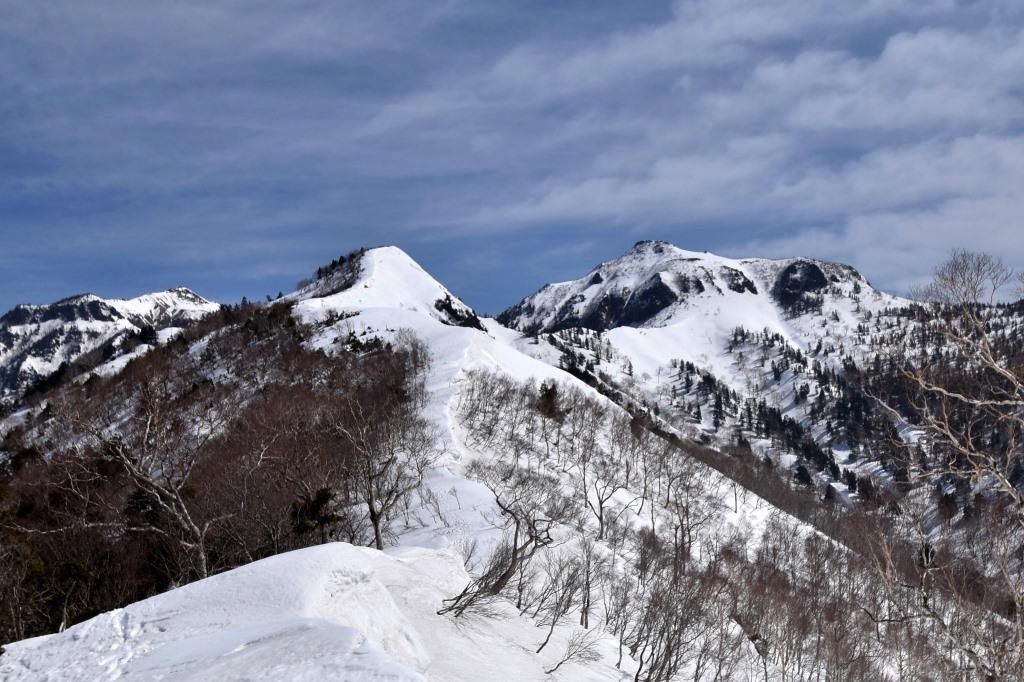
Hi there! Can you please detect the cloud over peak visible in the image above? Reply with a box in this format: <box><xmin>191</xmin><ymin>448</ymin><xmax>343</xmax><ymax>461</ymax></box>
<box><xmin>1</xmin><ymin>0</ymin><xmax>1022</xmax><ymax>311</ymax></box>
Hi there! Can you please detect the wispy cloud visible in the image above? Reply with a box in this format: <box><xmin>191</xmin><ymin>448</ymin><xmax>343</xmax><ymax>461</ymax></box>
<box><xmin>1</xmin><ymin>0</ymin><xmax>1022</xmax><ymax>310</ymax></box>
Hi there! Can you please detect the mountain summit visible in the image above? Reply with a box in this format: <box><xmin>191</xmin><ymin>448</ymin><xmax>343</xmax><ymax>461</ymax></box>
<box><xmin>498</xmin><ymin>240</ymin><xmax>879</xmax><ymax>333</ymax></box>
<box><xmin>291</xmin><ymin>246</ymin><xmax>483</xmax><ymax>331</ymax></box>
<box><xmin>0</xmin><ymin>287</ymin><xmax>220</xmax><ymax>408</ymax></box>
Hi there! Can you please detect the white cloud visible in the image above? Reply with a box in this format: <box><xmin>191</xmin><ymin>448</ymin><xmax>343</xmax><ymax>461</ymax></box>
<box><xmin>406</xmin><ymin>6</ymin><xmax>1024</xmax><ymax>297</ymax></box>
<box><xmin>2</xmin><ymin>0</ymin><xmax>1024</xmax><ymax>311</ymax></box>
<box><xmin>736</xmin><ymin>192</ymin><xmax>1024</xmax><ymax>296</ymax></box>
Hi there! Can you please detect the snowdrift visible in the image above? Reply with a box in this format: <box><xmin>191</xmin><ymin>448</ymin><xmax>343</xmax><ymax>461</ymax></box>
<box><xmin>0</xmin><ymin>544</ymin><xmax>458</xmax><ymax>681</ymax></box>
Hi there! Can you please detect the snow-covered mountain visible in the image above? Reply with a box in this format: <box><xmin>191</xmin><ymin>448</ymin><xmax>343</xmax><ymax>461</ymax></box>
<box><xmin>499</xmin><ymin>240</ymin><xmax>921</xmax><ymax>489</ymax></box>
<box><xmin>0</xmin><ymin>287</ymin><xmax>220</xmax><ymax>409</ymax></box>
<box><xmin>1</xmin><ymin>246</ymin><xmax>634</xmax><ymax>681</ymax></box>
<box><xmin>4</xmin><ymin>243</ymin><xmax>1022</xmax><ymax>680</ymax></box>
<box><xmin>289</xmin><ymin>245</ymin><xmax>587</xmax><ymax>439</ymax></box>
<box><xmin>499</xmin><ymin>239</ymin><xmax>899</xmax><ymax>333</ymax></box>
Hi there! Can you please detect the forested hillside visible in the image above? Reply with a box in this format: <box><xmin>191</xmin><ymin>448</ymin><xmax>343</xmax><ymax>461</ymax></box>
<box><xmin>2</xmin><ymin>244</ymin><xmax>1023</xmax><ymax>680</ymax></box>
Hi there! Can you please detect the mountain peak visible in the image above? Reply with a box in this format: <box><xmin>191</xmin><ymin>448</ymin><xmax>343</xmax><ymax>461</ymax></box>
<box><xmin>499</xmin><ymin>241</ymin><xmax>893</xmax><ymax>334</ymax></box>
<box><xmin>293</xmin><ymin>246</ymin><xmax>484</xmax><ymax>330</ymax></box>
<box><xmin>166</xmin><ymin>286</ymin><xmax>208</xmax><ymax>302</ymax></box>
<box><xmin>628</xmin><ymin>239</ymin><xmax>673</xmax><ymax>254</ymax></box>
<box><xmin>0</xmin><ymin>287</ymin><xmax>219</xmax><ymax>410</ymax></box>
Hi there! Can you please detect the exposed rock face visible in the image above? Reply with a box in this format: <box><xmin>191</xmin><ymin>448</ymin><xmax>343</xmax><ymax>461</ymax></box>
<box><xmin>499</xmin><ymin>241</ymin><xmax>879</xmax><ymax>335</ymax></box>
<box><xmin>771</xmin><ymin>260</ymin><xmax>829</xmax><ymax>311</ymax></box>
<box><xmin>434</xmin><ymin>295</ymin><xmax>485</xmax><ymax>331</ymax></box>
<box><xmin>720</xmin><ymin>267</ymin><xmax>758</xmax><ymax>295</ymax></box>
<box><xmin>500</xmin><ymin>241</ymin><xmax>705</xmax><ymax>333</ymax></box>
<box><xmin>618</xmin><ymin>274</ymin><xmax>679</xmax><ymax>328</ymax></box>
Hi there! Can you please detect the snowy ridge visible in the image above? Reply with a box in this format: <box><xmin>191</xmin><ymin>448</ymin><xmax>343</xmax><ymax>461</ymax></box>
<box><xmin>2</xmin><ymin>243</ymin><xmax>968</xmax><ymax>680</ymax></box>
<box><xmin>293</xmin><ymin>247</ymin><xmax>606</xmax><ymax>450</ymax></box>
<box><xmin>0</xmin><ymin>545</ymin><xmax>456</xmax><ymax>681</ymax></box>
<box><xmin>107</xmin><ymin>287</ymin><xmax>218</xmax><ymax>325</ymax></box>
<box><xmin>0</xmin><ymin>287</ymin><xmax>219</xmax><ymax>408</ymax></box>
<box><xmin>500</xmin><ymin>239</ymin><xmax>902</xmax><ymax>334</ymax></box>
<box><xmin>0</xmin><ymin>542</ymin><xmax>634</xmax><ymax>681</ymax></box>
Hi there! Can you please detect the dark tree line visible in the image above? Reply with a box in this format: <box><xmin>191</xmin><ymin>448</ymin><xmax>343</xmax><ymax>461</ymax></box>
<box><xmin>0</xmin><ymin>302</ymin><xmax>439</xmax><ymax>644</ymax></box>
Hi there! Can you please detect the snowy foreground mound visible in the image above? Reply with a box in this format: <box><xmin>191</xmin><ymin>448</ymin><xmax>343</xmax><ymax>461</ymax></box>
<box><xmin>3</xmin><ymin>543</ymin><xmax>593</xmax><ymax>682</ymax></box>
<box><xmin>1</xmin><ymin>543</ymin><xmax>624</xmax><ymax>681</ymax></box>
<box><xmin>1</xmin><ymin>544</ymin><xmax>445</xmax><ymax>680</ymax></box>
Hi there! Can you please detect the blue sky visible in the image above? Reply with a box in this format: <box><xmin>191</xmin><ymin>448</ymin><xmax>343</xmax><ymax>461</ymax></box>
<box><xmin>2</xmin><ymin>1</ymin><xmax>1023</xmax><ymax>314</ymax></box>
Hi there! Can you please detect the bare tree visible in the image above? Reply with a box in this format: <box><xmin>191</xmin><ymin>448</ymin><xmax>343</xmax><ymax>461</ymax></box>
<box><xmin>628</xmin><ymin>574</ymin><xmax>710</xmax><ymax>682</ymax></box>
<box><xmin>0</xmin><ymin>524</ymin><xmax>42</xmax><ymax>643</ymax></box>
<box><xmin>603</xmin><ymin>573</ymin><xmax>639</xmax><ymax>669</ymax></box>
<box><xmin>326</xmin><ymin>352</ymin><xmax>441</xmax><ymax>551</ymax></box>
<box><xmin>42</xmin><ymin>353</ymin><xmax>238</xmax><ymax>580</ymax></box>
<box><xmin>544</xmin><ymin>627</ymin><xmax>602</xmax><ymax>675</ymax></box>
<box><xmin>439</xmin><ymin>461</ymin><xmax>576</xmax><ymax>617</ymax></box>
<box><xmin>901</xmin><ymin>250</ymin><xmax>1024</xmax><ymax>508</ymax></box>
<box><xmin>582</xmin><ymin>452</ymin><xmax>628</xmax><ymax>541</ymax></box>
<box><xmin>871</xmin><ymin>249</ymin><xmax>1024</xmax><ymax>679</ymax></box>
<box><xmin>534</xmin><ymin>552</ymin><xmax>583</xmax><ymax>653</ymax></box>
<box><xmin>575</xmin><ymin>534</ymin><xmax>607</xmax><ymax>629</ymax></box>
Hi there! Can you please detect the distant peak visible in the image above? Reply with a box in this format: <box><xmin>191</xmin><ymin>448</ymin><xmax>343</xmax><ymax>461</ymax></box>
<box><xmin>52</xmin><ymin>293</ymin><xmax>102</xmax><ymax>306</ymax></box>
<box><xmin>160</xmin><ymin>287</ymin><xmax>212</xmax><ymax>304</ymax></box>
<box><xmin>166</xmin><ymin>286</ymin><xmax>200</xmax><ymax>296</ymax></box>
<box><xmin>630</xmin><ymin>239</ymin><xmax>674</xmax><ymax>253</ymax></box>
<box><xmin>622</xmin><ymin>240</ymin><xmax>715</xmax><ymax>263</ymax></box>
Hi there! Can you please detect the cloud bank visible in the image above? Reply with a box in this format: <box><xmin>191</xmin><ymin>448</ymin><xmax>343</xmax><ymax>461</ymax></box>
<box><xmin>1</xmin><ymin>0</ymin><xmax>1022</xmax><ymax>309</ymax></box>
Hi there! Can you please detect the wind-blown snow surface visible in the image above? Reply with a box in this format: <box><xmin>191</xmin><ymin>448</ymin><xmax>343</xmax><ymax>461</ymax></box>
<box><xmin>0</xmin><ymin>545</ymin><xmax>432</xmax><ymax>681</ymax></box>
<box><xmin>0</xmin><ymin>543</ymin><xmax>624</xmax><ymax>681</ymax></box>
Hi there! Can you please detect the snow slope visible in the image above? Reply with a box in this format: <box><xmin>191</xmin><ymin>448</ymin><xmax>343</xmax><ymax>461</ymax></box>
<box><xmin>0</xmin><ymin>543</ymin><xmax>627</xmax><ymax>681</ymax></box>
<box><xmin>500</xmin><ymin>239</ymin><xmax>910</xmax><ymax>421</ymax></box>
